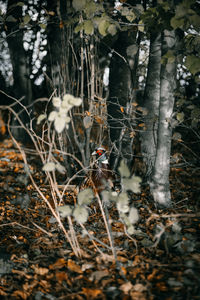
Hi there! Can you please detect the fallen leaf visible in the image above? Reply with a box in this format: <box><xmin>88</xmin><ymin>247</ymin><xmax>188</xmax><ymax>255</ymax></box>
<box><xmin>120</xmin><ymin>281</ymin><xmax>133</xmax><ymax>294</ymax></box>
<box><xmin>67</xmin><ymin>259</ymin><xmax>83</xmax><ymax>274</ymax></box>
<box><xmin>90</xmin><ymin>270</ymin><xmax>109</xmax><ymax>282</ymax></box>
<box><xmin>49</xmin><ymin>258</ymin><xmax>67</xmax><ymax>270</ymax></box>
<box><xmin>82</xmin><ymin>288</ymin><xmax>103</xmax><ymax>299</ymax></box>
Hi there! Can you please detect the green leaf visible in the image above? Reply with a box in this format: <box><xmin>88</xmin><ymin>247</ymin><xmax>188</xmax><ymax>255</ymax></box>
<box><xmin>185</xmin><ymin>55</ymin><xmax>200</xmax><ymax>75</ymax></box>
<box><xmin>83</xmin><ymin>20</ymin><xmax>94</xmax><ymax>35</ymax></box>
<box><xmin>117</xmin><ymin>192</ymin><xmax>129</xmax><ymax>213</ymax></box>
<box><xmin>16</xmin><ymin>2</ymin><xmax>24</xmax><ymax>7</ymax></box>
<box><xmin>191</xmin><ymin>107</ymin><xmax>200</xmax><ymax>119</ymax></box>
<box><xmin>58</xmin><ymin>205</ymin><xmax>73</xmax><ymax>218</ymax></box>
<box><xmin>84</xmin><ymin>1</ymin><xmax>97</xmax><ymax>17</ymax></box>
<box><xmin>37</xmin><ymin>114</ymin><xmax>46</xmax><ymax>125</ymax></box>
<box><xmin>127</xmin><ymin>225</ymin><xmax>136</xmax><ymax>235</ymax></box>
<box><xmin>74</xmin><ymin>23</ymin><xmax>84</xmax><ymax>34</ymax></box>
<box><xmin>107</xmin><ymin>24</ymin><xmax>117</xmax><ymax>36</ymax></box>
<box><xmin>23</xmin><ymin>14</ymin><xmax>31</xmax><ymax>24</ymax></box>
<box><xmin>42</xmin><ymin>162</ymin><xmax>56</xmax><ymax>172</ymax></box>
<box><xmin>73</xmin><ymin>205</ymin><xmax>88</xmax><ymax>223</ymax></box>
<box><xmin>123</xmin><ymin>176</ymin><xmax>141</xmax><ymax>193</ymax></box>
<box><xmin>98</xmin><ymin>19</ymin><xmax>110</xmax><ymax>36</ymax></box>
<box><xmin>128</xmin><ymin>206</ymin><xmax>139</xmax><ymax>224</ymax></box>
<box><xmin>39</xmin><ymin>23</ymin><xmax>47</xmax><ymax>30</ymax></box>
<box><xmin>118</xmin><ymin>160</ymin><xmax>130</xmax><ymax>178</ymax></box>
<box><xmin>48</xmin><ymin>111</ymin><xmax>58</xmax><ymax>122</ymax></box>
<box><xmin>6</xmin><ymin>15</ymin><xmax>17</xmax><ymax>22</ymax></box>
<box><xmin>170</xmin><ymin>16</ymin><xmax>184</xmax><ymax>29</ymax></box>
<box><xmin>138</xmin><ymin>20</ymin><xmax>144</xmax><ymax>32</ymax></box>
<box><xmin>176</xmin><ymin>112</ymin><xmax>184</xmax><ymax>123</ymax></box>
<box><xmin>72</xmin><ymin>0</ymin><xmax>86</xmax><ymax>11</ymax></box>
<box><xmin>189</xmin><ymin>14</ymin><xmax>200</xmax><ymax>30</ymax></box>
<box><xmin>53</xmin><ymin>97</ymin><xmax>61</xmax><ymax>108</ymax></box>
<box><xmin>54</xmin><ymin>116</ymin><xmax>66</xmax><ymax>133</ymax></box>
<box><xmin>77</xmin><ymin>188</ymin><xmax>94</xmax><ymax>205</ymax></box>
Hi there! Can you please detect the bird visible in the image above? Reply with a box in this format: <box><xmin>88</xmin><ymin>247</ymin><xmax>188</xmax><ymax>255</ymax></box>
<box><xmin>90</xmin><ymin>146</ymin><xmax>116</xmax><ymax>194</ymax></box>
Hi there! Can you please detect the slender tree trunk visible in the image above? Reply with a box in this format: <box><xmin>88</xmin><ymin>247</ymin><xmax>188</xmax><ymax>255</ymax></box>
<box><xmin>6</xmin><ymin>0</ymin><xmax>32</xmax><ymax>142</ymax></box>
<box><xmin>108</xmin><ymin>30</ymin><xmax>138</xmax><ymax>169</ymax></box>
<box><xmin>140</xmin><ymin>32</ymin><xmax>161</xmax><ymax>180</ymax></box>
<box><xmin>150</xmin><ymin>29</ymin><xmax>178</xmax><ymax>208</ymax></box>
<box><xmin>46</xmin><ymin>0</ymin><xmax>70</xmax><ymax>96</ymax></box>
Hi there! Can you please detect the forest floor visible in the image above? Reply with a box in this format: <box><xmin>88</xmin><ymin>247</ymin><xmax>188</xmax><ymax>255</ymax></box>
<box><xmin>0</xmin><ymin>138</ymin><xmax>200</xmax><ymax>300</ymax></box>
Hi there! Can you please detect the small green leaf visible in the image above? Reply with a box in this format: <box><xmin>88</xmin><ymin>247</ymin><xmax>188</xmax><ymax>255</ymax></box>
<box><xmin>54</xmin><ymin>116</ymin><xmax>66</xmax><ymax>133</ymax></box>
<box><xmin>58</xmin><ymin>205</ymin><xmax>72</xmax><ymax>218</ymax></box>
<box><xmin>128</xmin><ymin>206</ymin><xmax>139</xmax><ymax>224</ymax></box>
<box><xmin>23</xmin><ymin>14</ymin><xmax>31</xmax><ymax>24</ymax></box>
<box><xmin>39</xmin><ymin>23</ymin><xmax>47</xmax><ymax>30</ymax></box>
<box><xmin>123</xmin><ymin>176</ymin><xmax>141</xmax><ymax>193</ymax></box>
<box><xmin>84</xmin><ymin>1</ymin><xmax>97</xmax><ymax>17</ymax></box>
<box><xmin>170</xmin><ymin>16</ymin><xmax>184</xmax><ymax>29</ymax></box>
<box><xmin>73</xmin><ymin>205</ymin><xmax>88</xmax><ymax>223</ymax></box>
<box><xmin>176</xmin><ymin>112</ymin><xmax>184</xmax><ymax>122</ymax></box>
<box><xmin>16</xmin><ymin>2</ymin><xmax>25</xmax><ymax>6</ymax></box>
<box><xmin>37</xmin><ymin>114</ymin><xmax>46</xmax><ymax>125</ymax></box>
<box><xmin>138</xmin><ymin>20</ymin><xmax>144</xmax><ymax>32</ymax></box>
<box><xmin>53</xmin><ymin>97</ymin><xmax>61</xmax><ymax>108</ymax></box>
<box><xmin>185</xmin><ymin>55</ymin><xmax>200</xmax><ymax>75</ymax></box>
<box><xmin>48</xmin><ymin>111</ymin><xmax>58</xmax><ymax>122</ymax></box>
<box><xmin>77</xmin><ymin>188</ymin><xmax>94</xmax><ymax>205</ymax></box>
<box><xmin>107</xmin><ymin>24</ymin><xmax>117</xmax><ymax>36</ymax></box>
<box><xmin>72</xmin><ymin>0</ymin><xmax>86</xmax><ymax>11</ymax></box>
<box><xmin>127</xmin><ymin>225</ymin><xmax>136</xmax><ymax>235</ymax></box>
<box><xmin>117</xmin><ymin>192</ymin><xmax>129</xmax><ymax>213</ymax></box>
<box><xmin>98</xmin><ymin>19</ymin><xmax>110</xmax><ymax>36</ymax></box>
<box><xmin>74</xmin><ymin>23</ymin><xmax>83</xmax><ymax>34</ymax></box>
<box><xmin>83</xmin><ymin>20</ymin><xmax>94</xmax><ymax>35</ymax></box>
<box><xmin>118</xmin><ymin>160</ymin><xmax>130</xmax><ymax>178</ymax></box>
<box><xmin>6</xmin><ymin>15</ymin><xmax>17</xmax><ymax>22</ymax></box>
<box><xmin>42</xmin><ymin>162</ymin><xmax>56</xmax><ymax>172</ymax></box>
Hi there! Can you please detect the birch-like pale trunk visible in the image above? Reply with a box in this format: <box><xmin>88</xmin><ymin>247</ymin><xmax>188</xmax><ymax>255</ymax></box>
<box><xmin>140</xmin><ymin>32</ymin><xmax>161</xmax><ymax>180</ymax></box>
<box><xmin>150</xmin><ymin>29</ymin><xmax>177</xmax><ymax>208</ymax></box>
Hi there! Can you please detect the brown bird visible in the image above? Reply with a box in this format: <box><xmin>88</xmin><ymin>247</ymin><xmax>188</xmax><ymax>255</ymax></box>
<box><xmin>90</xmin><ymin>147</ymin><xmax>115</xmax><ymax>194</ymax></box>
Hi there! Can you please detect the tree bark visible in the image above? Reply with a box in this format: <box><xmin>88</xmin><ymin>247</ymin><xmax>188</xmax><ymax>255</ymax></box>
<box><xmin>46</xmin><ymin>0</ymin><xmax>70</xmax><ymax>96</ymax></box>
<box><xmin>140</xmin><ymin>32</ymin><xmax>161</xmax><ymax>180</ymax></box>
<box><xmin>6</xmin><ymin>0</ymin><xmax>33</xmax><ymax>142</ymax></box>
<box><xmin>150</xmin><ymin>29</ymin><xmax>178</xmax><ymax>208</ymax></box>
<box><xmin>108</xmin><ymin>30</ymin><xmax>138</xmax><ymax>169</ymax></box>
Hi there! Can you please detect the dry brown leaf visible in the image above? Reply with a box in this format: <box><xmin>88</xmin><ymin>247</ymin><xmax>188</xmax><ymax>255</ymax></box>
<box><xmin>133</xmin><ymin>283</ymin><xmax>147</xmax><ymax>292</ymax></box>
<box><xmin>90</xmin><ymin>269</ymin><xmax>109</xmax><ymax>282</ymax></box>
<box><xmin>32</xmin><ymin>265</ymin><xmax>49</xmax><ymax>275</ymax></box>
<box><xmin>130</xmin><ymin>291</ymin><xmax>146</xmax><ymax>300</ymax></box>
<box><xmin>82</xmin><ymin>287</ymin><xmax>103</xmax><ymax>299</ymax></box>
<box><xmin>12</xmin><ymin>290</ymin><xmax>28</xmax><ymax>300</ymax></box>
<box><xmin>49</xmin><ymin>258</ymin><xmax>67</xmax><ymax>270</ymax></box>
<box><xmin>67</xmin><ymin>259</ymin><xmax>83</xmax><ymax>274</ymax></box>
<box><xmin>55</xmin><ymin>272</ymin><xmax>71</xmax><ymax>285</ymax></box>
<box><xmin>120</xmin><ymin>281</ymin><xmax>133</xmax><ymax>294</ymax></box>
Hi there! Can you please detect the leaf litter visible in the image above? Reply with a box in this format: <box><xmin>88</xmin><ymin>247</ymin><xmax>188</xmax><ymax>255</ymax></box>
<box><xmin>0</xmin><ymin>139</ymin><xmax>200</xmax><ymax>299</ymax></box>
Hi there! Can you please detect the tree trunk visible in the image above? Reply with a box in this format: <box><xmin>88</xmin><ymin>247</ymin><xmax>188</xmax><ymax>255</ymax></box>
<box><xmin>108</xmin><ymin>30</ymin><xmax>138</xmax><ymax>169</ymax></box>
<box><xmin>150</xmin><ymin>29</ymin><xmax>178</xmax><ymax>208</ymax></box>
<box><xmin>6</xmin><ymin>0</ymin><xmax>33</xmax><ymax>142</ymax></box>
<box><xmin>46</xmin><ymin>0</ymin><xmax>70</xmax><ymax>96</ymax></box>
<box><xmin>140</xmin><ymin>32</ymin><xmax>161</xmax><ymax>180</ymax></box>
